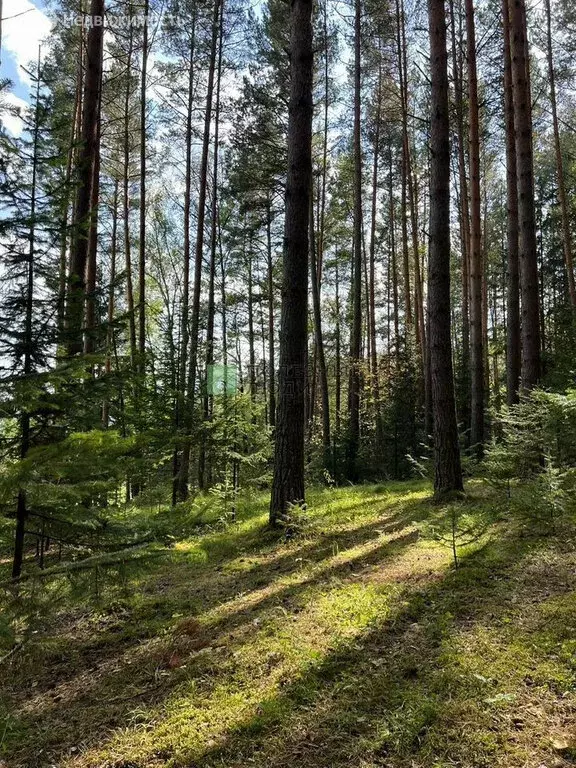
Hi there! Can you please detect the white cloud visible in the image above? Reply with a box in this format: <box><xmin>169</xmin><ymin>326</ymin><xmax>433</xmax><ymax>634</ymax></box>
<box><xmin>1</xmin><ymin>91</ymin><xmax>28</xmax><ymax>136</ymax></box>
<box><xmin>2</xmin><ymin>0</ymin><xmax>52</xmax><ymax>82</ymax></box>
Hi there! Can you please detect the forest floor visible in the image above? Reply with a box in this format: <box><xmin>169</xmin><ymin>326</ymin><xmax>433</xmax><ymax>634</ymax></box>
<box><xmin>1</xmin><ymin>480</ymin><xmax>576</xmax><ymax>768</ymax></box>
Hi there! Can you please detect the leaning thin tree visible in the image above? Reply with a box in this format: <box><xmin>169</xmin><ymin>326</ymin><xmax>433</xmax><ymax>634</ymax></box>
<box><xmin>426</xmin><ymin>0</ymin><xmax>463</xmax><ymax>496</ymax></box>
<box><xmin>269</xmin><ymin>0</ymin><xmax>313</xmax><ymax>525</ymax></box>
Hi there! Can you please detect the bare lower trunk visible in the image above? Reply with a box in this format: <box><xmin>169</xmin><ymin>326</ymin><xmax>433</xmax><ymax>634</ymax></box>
<box><xmin>266</xmin><ymin>202</ymin><xmax>276</xmax><ymax>427</ymax></box>
<box><xmin>65</xmin><ymin>0</ymin><xmax>104</xmax><ymax>356</ymax></box>
<box><xmin>199</xmin><ymin>9</ymin><xmax>223</xmax><ymax>490</ymax></box>
<box><xmin>270</xmin><ymin>0</ymin><xmax>313</xmax><ymax>524</ymax></box>
<box><xmin>123</xmin><ymin>24</ymin><xmax>137</xmax><ymax>369</ymax></box>
<box><xmin>503</xmin><ymin>0</ymin><xmax>520</xmax><ymax>405</ymax></box>
<box><xmin>138</xmin><ymin>0</ymin><xmax>149</xmax><ymax>372</ymax></box>
<box><xmin>172</xmin><ymin>14</ymin><xmax>196</xmax><ymax>505</ymax></box>
<box><xmin>466</xmin><ymin>0</ymin><xmax>484</xmax><ymax>456</ymax></box>
<box><xmin>346</xmin><ymin>0</ymin><xmax>363</xmax><ymax>482</ymax></box>
<box><xmin>103</xmin><ymin>181</ymin><xmax>119</xmax><ymax>428</ymax></box>
<box><xmin>177</xmin><ymin>0</ymin><xmax>222</xmax><ymax>500</ymax></box>
<box><xmin>544</xmin><ymin>0</ymin><xmax>576</xmax><ymax>309</ymax></box>
<box><xmin>427</xmin><ymin>0</ymin><xmax>463</xmax><ymax>496</ymax></box>
<box><xmin>84</xmin><ymin>90</ymin><xmax>101</xmax><ymax>355</ymax></box>
<box><xmin>508</xmin><ymin>0</ymin><xmax>540</xmax><ymax>389</ymax></box>
<box><xmin>310</xmin><ymin>187</ymin><xmax>331</xmax><ymax>470</ymax></box>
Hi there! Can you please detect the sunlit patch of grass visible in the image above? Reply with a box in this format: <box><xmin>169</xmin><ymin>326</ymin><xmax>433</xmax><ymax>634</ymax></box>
<box><xmin>2</xmin><ymin>480</ymin><xmax>576</xmax><ymax>768</ymax></box>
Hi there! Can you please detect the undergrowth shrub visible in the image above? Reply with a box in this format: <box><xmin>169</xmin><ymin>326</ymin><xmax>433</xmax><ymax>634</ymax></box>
<box><xmin>485</xmin><ymin>389</ymin><xmax>576</xmax><ymax>530</ymax></box>
<box><xmin>277</xmin><ymin>501</ymin><xmax>314</xmax><ymax>539</ymax></box>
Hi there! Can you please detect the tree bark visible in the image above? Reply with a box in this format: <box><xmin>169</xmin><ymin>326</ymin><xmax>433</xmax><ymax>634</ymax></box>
<box><xmin>465</xmin><ymin>0</ymin><xmax>484</xmax><ymax>456</ymax></box>
<box><xmin>123</xmin><ymin>21</ymin><xmax>137</xmax><ymax>370</ymax></box>
<box><xmin>247</xmin><ymin>239</ymin><xmax>257</xmax><ymax>399</ymax></box>
<box><xmin>172</xmin><ymin>11</ymin><xmax>197</xmax><ymax>505</ymax></box>
<box><xmin>388</xmin><ymin>148</ymin><xmax>400</xmax><ymax>349</ymax></box>
<box><xmin>65</xmin><ymin>0</ymin><xmax>104</xmax><ymax>356</ymax></box>
<box><xmin>544</xmin><ymin>0</ymin><xmax>576</xmax><ymax>309</ymax></box>
<box><xmin>84</xmin><ymin>85</ymin><xmax>101</xmax><ymax>355</ymax></box>
<box><xmin>427</xmin><ymin>0</ymin><xmax>464</xmax><ymax>495</ymax></box>
<box><xmin>310</xmin><ymin>185</ymin><xmax>331</xmax><ymax>471</ymax></box>
<box><xmin>57</xmin><ymin>58</ymin><xmax>81</xmax><ymax>345</ymax></box>
<box><xmin>449</xmin><ymin>0</ymin><xmax>471</xmax><ymax>432</ymax></box>
<box><xmin>199</xmin><ymin>7</ymin><xmax>224</xmax><ymax>489</ymax></box>
<box><xmin>266</xmin><ymin>201</ymin><xmax>276</xmax><ymax>428</ymax></box>
<box><xmin>138</xmin><ymin>0</ymin><xmax>149</xmax><ymax>373</ymax></box>
<box><xmin>508</xmin><ymin>0</ymin><xmax>540</xmax><ymax>389</ymax></box>
<box><xmin>503</xmin><ymin>0</ymin><xmax>520</xmax><ymax>405</ymax></box>
<box><xmin>269</xmin><ymin>0</ymin><xmax>313</xmax><ymax>524</ymax></box>
<box><xmin>335</xmin><ymin>259</ymin><xmax>341</xmax><ymax>436</ymax></box>
<box><xmin>12</xmin><ymin>48</ymin><xmax>42</xmax><ymax>579</ymax></box>
<box><xmin>346</xmin><ymin>0</ymin><xmax>363</xmax><ymax>482</ymax></box>
<box><xmin>102</xmin><ymin>180</ymin><xmax>119</xmax><ymax>429</ymax></box>
<box><xmin>369</xmin><ymin>64</ymin><xmax>384</xmax><ymax>452</ymax></box>
<box><xmin>177</xmin><ymin>0</ymin><xmax>222</xmax><ymax>500</ymax></box>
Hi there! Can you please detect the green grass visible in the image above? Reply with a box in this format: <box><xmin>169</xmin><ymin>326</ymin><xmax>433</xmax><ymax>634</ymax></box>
<box><xmin>1</xmin><ymin>480</ymin><xmax>576</xmax><ymax>767</ymax></box>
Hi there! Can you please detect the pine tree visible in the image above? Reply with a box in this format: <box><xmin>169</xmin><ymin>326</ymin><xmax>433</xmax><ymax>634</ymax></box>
<box><xmin>427</xmin><ymin>0</ymin><xmax>463</xmax><ymax>495</ymax></box>
<box><xmin>270</xmin><ymin>0</ymin><xmax>313</xmax><ymax>524</ymax></box>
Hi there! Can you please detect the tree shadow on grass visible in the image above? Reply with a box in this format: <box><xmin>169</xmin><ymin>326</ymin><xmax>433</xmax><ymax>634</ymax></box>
<box><xmin>5</xmin><ymin>491</ymin><xmax>435</xmax><ymax>689</ymax></box>
<box><xmin>190</xmin><ymin>532</ymin><xmax>573</xmax><ymax>768</ymax></box>
<box><xmin>0</xmin><ymin>491</ymin><xmax>436</xmax><ymax>765</ymax></box>
<box><xmin>7</xmin><ymin>488</ymin><xmax>560</xmax><ymax>768</ymax></box>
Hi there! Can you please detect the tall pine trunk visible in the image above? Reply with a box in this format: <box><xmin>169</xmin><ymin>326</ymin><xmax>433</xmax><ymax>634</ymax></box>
<box><xmin>396</xmin><ymin>0</ymin><xmax>412</xmax><ymax>335</ymax></box>
<box><xmin>12</xmin><ymin>49</ymin><xmax>42</xmax><ymax>579</ymax></box>
<box><xmin>310</xmin><ymin>186</ymin><xmax>331</xmax><ymax>471</ymax></box>
<box><xmin>544</xmin><ymin>0</ymin><xmax>576</xmax><ymax>309</ymax></box>
<box><xmin>346</xmin><ymin>0</ymin><xmax>362</xmax><ymax>482</ymax></box>
<box><xmin>176</xmin><ymin>0</ymin><xmax>222</xmax><ymax>500</ymax></box>
<box><xmin>123</xmin><ymin>22</ymin><xmax>137</xmax><ymax>370</ymax></box>
<box><xmin>269</xmin><ymin>0</ymin><xmax>313</xmax><ymax>524</ymax></box>
<box><xmin>449</xmin><ymin>0</ymin><xmax>471</xmax><ymax>433</ymax></box>
<box><xmin>199</xmin><ymin>5</ymin><xmax>224</xmax><ymax>489</ymax></box>
<box><xmin>508</xmin><ymin>0</ymin><xmax>540</xmax><ymax>388</ymax></box>
<box><xmin>138</xmin><ymin>0</ymin><xmax>149</xmax><ymax>373</ymax></box>
<box><xmin>266</xmin><ymin>201</ymin><xmax>276</xmax><ymax>428</ymax></box>
<box><xmin>65</xmin><ymin>0</ymin><xmax>104</xmax><ymax>356</ymax></box>
<box><xmin>369</xmin><ymin>64</ymin><xmax>384</xmax><ymax>452</ymax></box>
<box><xmin>427</xmin><ymin>0</ymin><xmax>464</xmax><ymax>496</ymax></box>
<box><xmin>503</xmin><ymin>0</ymin><xmax>520</xmax><ymax>405</ymax></box>
<box><xmin>57</xmin><ymin>55</ymin><xmax>81</xmax><ymax>344</ymax></box>
<box><xmin>172</xmin><ymin>11</ymin><xmax>197</xmax><ymax>505</ymax></box>
<box><xmin>102</xmin><ymin>180</ymin><xmax>119</xmax><ymax>429</ymax></box>
<box><xmin>84</xmin><ymin>85</ymin><xmax>101</xmax><ymax>355</ymax></box>
<box><xmin>466</xmin><ymin>0</ymin><xmax>484</xmax><ymax>456</ymax></box>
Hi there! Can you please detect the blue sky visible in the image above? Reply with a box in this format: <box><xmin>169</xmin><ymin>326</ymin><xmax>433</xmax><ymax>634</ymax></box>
<box><xmin>1</xmin><ymin>0</ymin><xmax>52</xmax><ymax>133</ymax></box>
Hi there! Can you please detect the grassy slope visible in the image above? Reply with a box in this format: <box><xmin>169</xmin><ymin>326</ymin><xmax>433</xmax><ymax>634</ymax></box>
<box><xmin>1</xmin><ymin>480</ymin><xmax>576</xmax><ymax>768</ymax></box>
